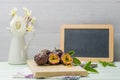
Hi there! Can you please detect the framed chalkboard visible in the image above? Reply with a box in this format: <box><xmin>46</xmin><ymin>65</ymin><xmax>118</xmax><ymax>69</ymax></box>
<box><xmin>60</xmin><ymin>25</ymin><xmax>114</xmax><ymax>62</ymax></box>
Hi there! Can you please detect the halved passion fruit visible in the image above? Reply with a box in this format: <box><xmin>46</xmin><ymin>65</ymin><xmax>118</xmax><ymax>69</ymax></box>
<box><xmin>48</xmin><ymin>53</ymin><xmax>60</xmax><ymax>65</ymax></box>
<box><xmin>61</xmin><ymin>53</ymin><xmax>73</xmax><ymax>65</ymax></box>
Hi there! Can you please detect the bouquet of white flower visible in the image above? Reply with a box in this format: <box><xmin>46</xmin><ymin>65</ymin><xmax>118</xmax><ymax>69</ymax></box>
<box><xmin>10</xmin><ymin>8</ymin><xmax>36</xmax><ymax>33</ymax></box>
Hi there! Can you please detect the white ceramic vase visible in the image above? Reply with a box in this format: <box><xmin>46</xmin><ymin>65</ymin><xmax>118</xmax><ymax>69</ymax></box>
<box><xmin>8</xmin><ymin>33</ymin><xmax>28</xmax><ymax>64</ymax></box>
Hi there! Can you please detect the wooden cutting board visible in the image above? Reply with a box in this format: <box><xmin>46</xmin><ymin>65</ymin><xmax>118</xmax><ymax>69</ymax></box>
<box><xmin>27</xmin><ymin>60</ymin><xmax>88</xmax><ymax>78</ymax></box>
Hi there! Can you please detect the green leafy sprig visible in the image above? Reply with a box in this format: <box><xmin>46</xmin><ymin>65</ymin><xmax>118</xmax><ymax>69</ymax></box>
<box><xmin>83</xmin><ymin>61</ymin><xmax>98</xmax><ymax>73</ymax></box>
<box><xmin>68</xmin><ymin>50</ymin><xmax>98</xmax><ymax>73</ymax></box>
<box><xmin>68</xmin><ymin>50</ymin><xmax>75</xmax><ymax>56</ymax></box>
<box><xmin>68</xmin><ymin>50</ymin><xmax>116</xmax><ymax>73</ymax></box>
<box><xmin>99</xmin><ymin>61</ymin><xmax>116</xmax><ymax>67</ymax></box>
<box><xmin>73</xmin><ymin>57</ymin><xmax>81</xmax><ymax>66</ymax></box>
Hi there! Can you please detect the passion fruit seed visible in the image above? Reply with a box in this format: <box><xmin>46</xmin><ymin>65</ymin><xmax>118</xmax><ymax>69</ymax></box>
<box><xmin>49</xmin><ymin>53</ymin><xmax>60</xmax><ymax>65</ymax></box>
<box><xmin>61</xmin><ymin>53</ymin><xmax>73</xmax><ymax>65</ymax></box>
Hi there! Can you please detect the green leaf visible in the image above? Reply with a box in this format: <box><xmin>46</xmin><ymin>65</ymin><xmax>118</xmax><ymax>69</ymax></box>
<box><xmin>83</xmin><ymin>61</ymin><xmax>91</xmax><ymax>69</ymax></box>
<box><xmin>83</xmin><ymin>61</ymin><xmax>98</xmax><ymax>73</ymax></box>
<box><xmin>73</xmin><ymin>57</ymin><xmax>81</xmax><ymax>66</ymax></box>
<box><xmin>85</xmin><ymin>67</ymin><xmax>98</xmax><ymax>73</ymax></box>
<box><xmin>99</xmin><ymin>61</ymin><xmax>107</xmax><ymax>67</ymax></box>
<box><xmin>107</xmin><ymin>62</ymin><xmax>116</xmax><ymax>67</ymax></box>
<box><xmin>99</xmin><ymin>61</ymin><xmax>116</xmax><ymax>67</ymax></box>
<box><xmin>68</xmin><ymin>50</ymin><xmax>75</xmax><ymax>56</ymax></box>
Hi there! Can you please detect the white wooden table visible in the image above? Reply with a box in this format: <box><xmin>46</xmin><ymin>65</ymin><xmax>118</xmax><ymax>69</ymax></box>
<box><xmin>0</xmin><ymin>61</ymin><xmax>120</xmax><ymax>80</ymax></box>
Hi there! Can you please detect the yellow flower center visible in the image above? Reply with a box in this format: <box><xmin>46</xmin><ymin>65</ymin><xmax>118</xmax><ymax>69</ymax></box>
<box><xmin>15</xmin><ymin>21</ymin><xmax>21</xmax><ymax>30</ymax></box>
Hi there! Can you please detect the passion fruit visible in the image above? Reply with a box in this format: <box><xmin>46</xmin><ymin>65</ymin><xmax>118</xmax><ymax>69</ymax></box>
<box><xmin>52</xmin><ymin>48</ymin><xmax>63</xmax><ymax>57</ymax></box>
<box><xmin>48</xmin><ymin>53</ymin><xmax>60</xmax><ymax>65</ymax></box>
<box><xmin>34</xmin><ymin>52</ymin><xmax>48</xmax><ymax>65</ymax></box>
<box><xmin>61</xmin><ymin>53</ymin><xmax>73</xmax><ymax>65</ymax></box>
<box><xmin>41</xmin><ymin>49</ymin><xmax>51</xmax><ymax>55</ymax></box>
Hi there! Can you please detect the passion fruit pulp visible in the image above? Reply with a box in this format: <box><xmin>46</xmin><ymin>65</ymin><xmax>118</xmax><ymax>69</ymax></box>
<box><xmin>61</xmin><ymin>53</ymin><xmax>73</xmax><ymax>65</ymax></box>
<box><xmin>48</xmin><ymin>53</ymin><xmax>60</xmax><ymax>65</ymax></box>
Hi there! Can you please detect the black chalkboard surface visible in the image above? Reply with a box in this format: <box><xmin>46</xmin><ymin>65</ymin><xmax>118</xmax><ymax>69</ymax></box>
<box><xmin>65</xmin><ymin>29</ymin><xmax>109</xmax><ymax>58</ymax></box>
<box><xmin>60</xmin><ymin>25</ymin><xmax>114</xmax><ymax>62</ymax></box>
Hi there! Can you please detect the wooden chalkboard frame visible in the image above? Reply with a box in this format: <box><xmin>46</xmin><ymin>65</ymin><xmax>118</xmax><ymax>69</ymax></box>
<box><xmin>60</xmin><ymin>24</ymin><xmax>114</xmax><ymax>62</ymax></box>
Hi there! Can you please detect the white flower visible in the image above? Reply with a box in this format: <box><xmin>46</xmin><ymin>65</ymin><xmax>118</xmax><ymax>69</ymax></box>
<box><xmin>10</xmin><ymin>16</ymin><xmax>26</xmax><ymax>34</ymax></box>
<box><xmin>23</xmin><ymin>7</ymin><xmax>31</xmax><ymax>16</ymax></box>
<box><xmin>31</xmin><ymin>17</ymin><xmax>36</xmax><ymax>24</ymax></box>
<box><xmin>26</xmin><ymin>25</ymin><xmax>34</xmax><ymax>32</ymax></box>
<box><xmin>9</xmin><ymin>8</ymin><xmax>36</xmax><ymax>33</ymax></box>
<box><xmin>10</xmin><ymin>8</ymin><xmax>17</xmax><ymax>17</ymax></box>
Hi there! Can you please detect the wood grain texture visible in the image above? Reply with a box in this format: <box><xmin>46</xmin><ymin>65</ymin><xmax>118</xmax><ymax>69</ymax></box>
<box><xmin>0</xmin><ymin>61</ymin><xmax>120</xmax><ymax>80</ymax></box>
<box><xmin>27</xmin><ymin>60</ymin><xmax>88</xmax><ymax>78</ymax></box>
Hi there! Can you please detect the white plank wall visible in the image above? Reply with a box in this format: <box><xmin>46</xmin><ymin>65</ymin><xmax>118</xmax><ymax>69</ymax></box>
<box><xmin>0</xmin><ymin>0</ymin><xmax>120</xmax><ymax>61</ymax></box>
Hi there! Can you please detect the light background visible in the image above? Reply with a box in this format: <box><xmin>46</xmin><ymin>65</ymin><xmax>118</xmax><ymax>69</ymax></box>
<box><xmin>0</xmin><ymin>0</ymin><xmax>120</xmax><ymax>61</ymax></box>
